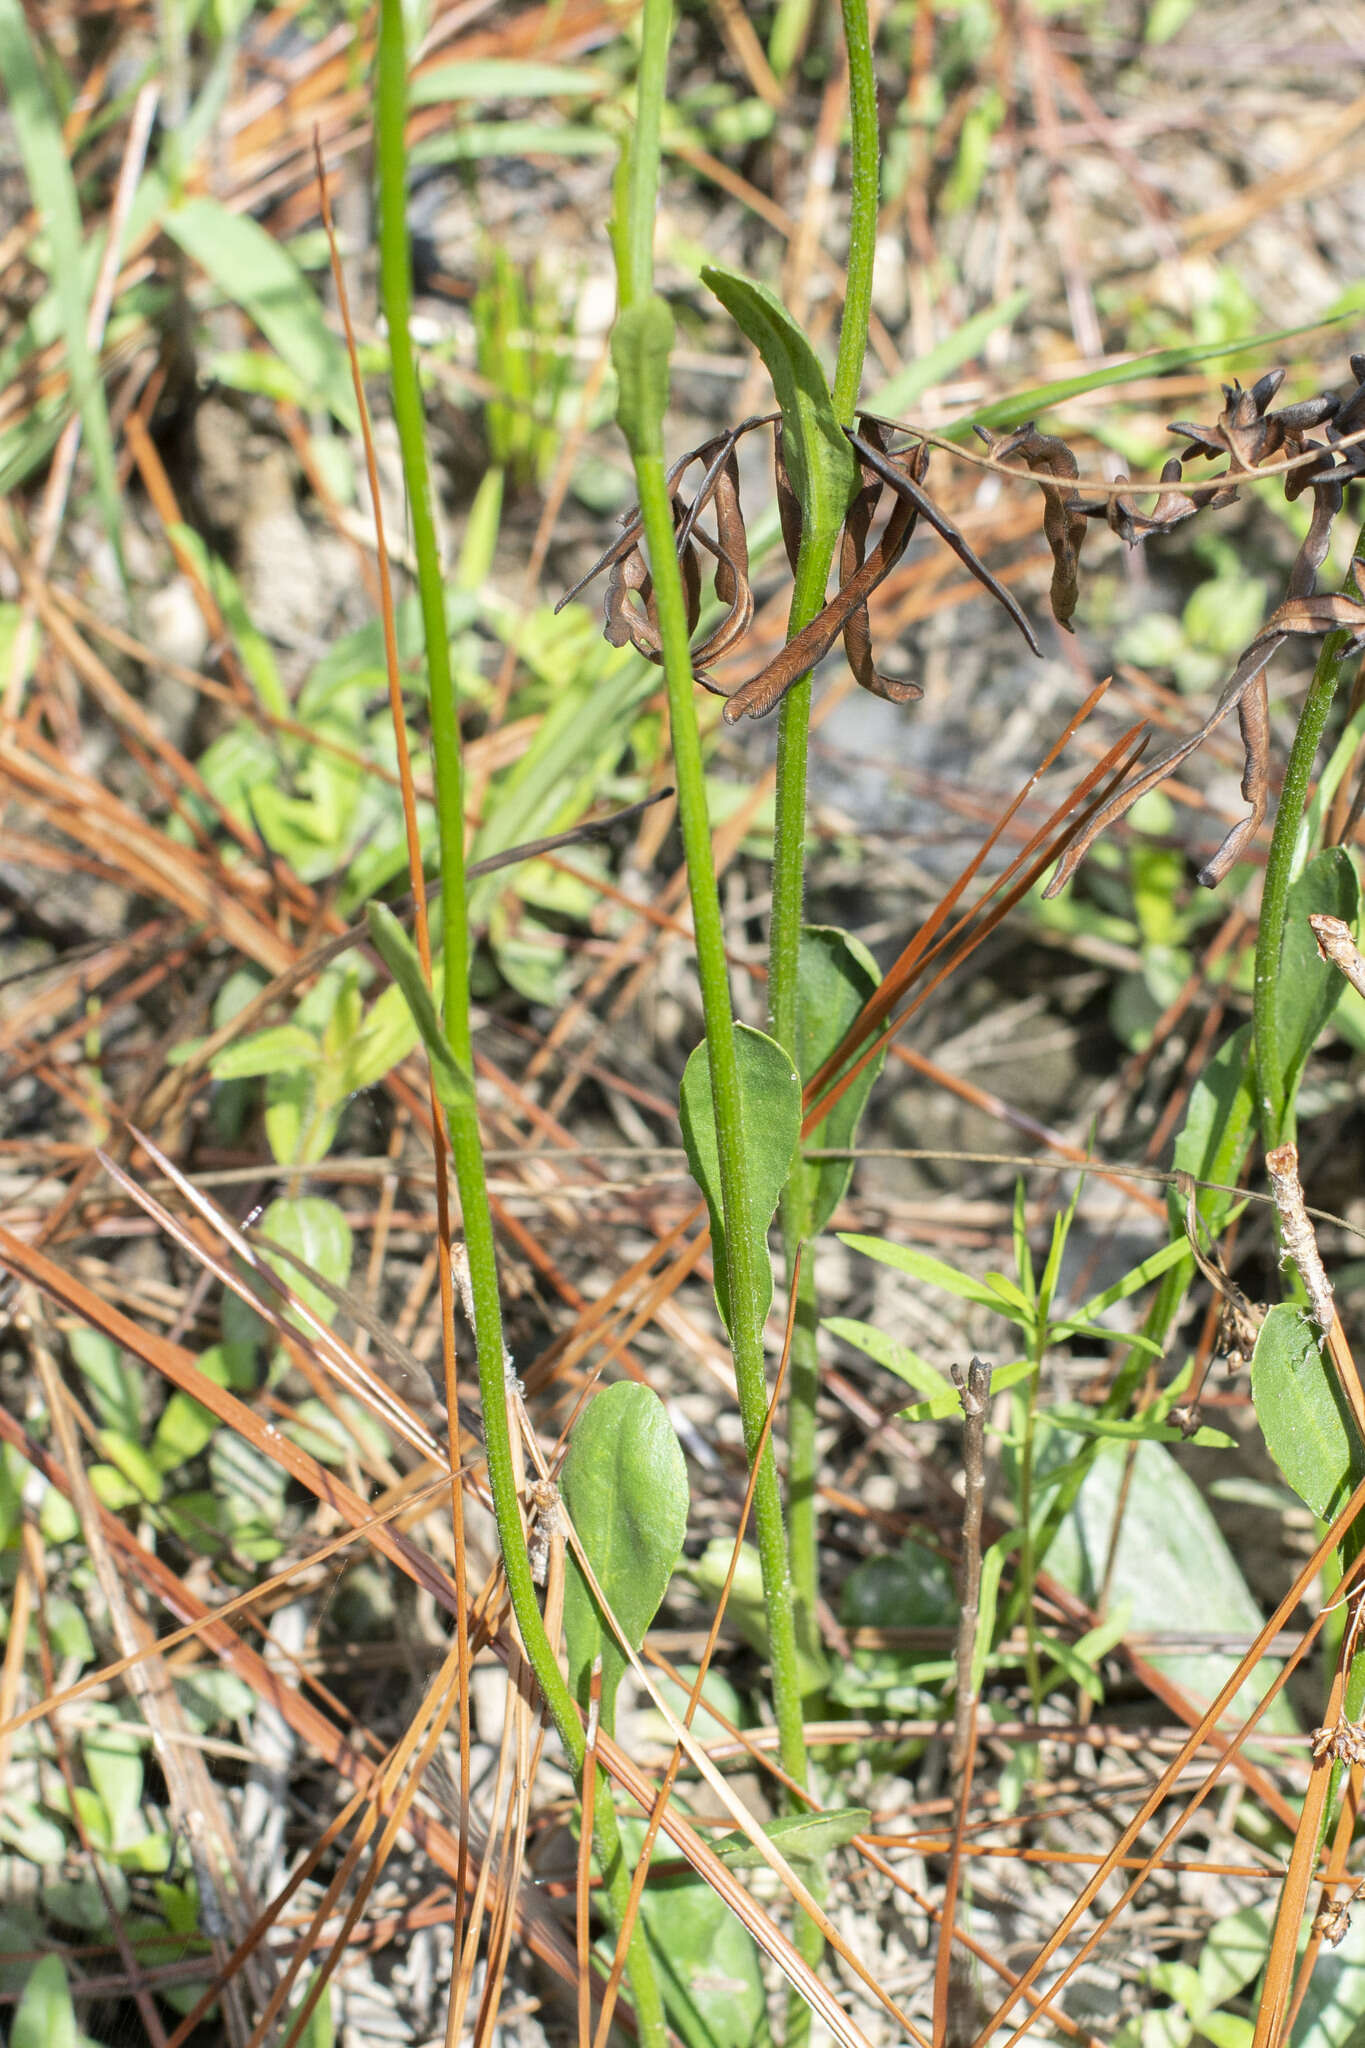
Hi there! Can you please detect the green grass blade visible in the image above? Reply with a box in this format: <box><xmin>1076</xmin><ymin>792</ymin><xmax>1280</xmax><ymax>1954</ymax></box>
<box><xmin>162</xmin><ymin>197</ymin><xmax>359</xmax><ymax>433</ymax></box>
<box><xmin>411</xmin><ymin>59</ymin><xmax>607</xmax><ymax>103</ymax></box>
<box><xmin>0</xmin><ymin>0</ymin><xmax>124</xmax><ymax>574</ymax></box>
<box><xmin>932</xmin><ymin>316</ymin><xmax>1346</xmax><ymax>439</ymax></box>
<box><xmin>865</xmin><ymin>288</ymin><xmax>1029</xmax><ymax>418</ymax></box>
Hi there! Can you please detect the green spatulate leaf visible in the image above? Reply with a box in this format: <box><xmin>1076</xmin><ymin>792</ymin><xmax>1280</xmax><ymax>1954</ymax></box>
<box><xmin>679</xmin><ymin>1025</ymin><xmax>800</xmax><ymax>1339</ymax></box>
<box><xmin>560</xmin><ymin>1381</ymin><xmax>689</xmax><ymax>1732</ymax></box>
<box><xmin>1273</xmin><ymin>846</ymin><xmax>1358</xmax><ymax>1111</ymax></box>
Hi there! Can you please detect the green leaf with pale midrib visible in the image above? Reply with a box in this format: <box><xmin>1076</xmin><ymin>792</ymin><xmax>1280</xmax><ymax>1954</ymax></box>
<box><xmin>162</xmin><ymin>197</ymin><xmax>358</xmax><ymax>433</ymax></box>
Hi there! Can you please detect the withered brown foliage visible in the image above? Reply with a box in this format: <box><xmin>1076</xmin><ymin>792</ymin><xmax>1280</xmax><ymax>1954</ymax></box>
<box><xmin>564</xmin><ymin>357</ymin><xmax>1365</xmax><ymax>891</ymax></box>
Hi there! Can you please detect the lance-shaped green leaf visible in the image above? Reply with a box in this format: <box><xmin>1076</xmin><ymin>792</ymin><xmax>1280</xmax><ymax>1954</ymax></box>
<box><xmin>1273</xmin><ymin>846</ymin><xmax>1359</xmax><ymax>1110</ymax></box>
<box><xmin>560</xmin><ymin>1381</ymin><xmax>689</xmax><ymax>1732</ymax></box>
<box><xmin>679</xmin><ymin>1025</ymin><xmax>800</xmax><ymax>1339</ymax></box>
<box><xmin>796</xmin><ymin>925</ymin><xmax>885</xmax><ymax>1235</ymax></box>
<box><xmin>12</xmin><ymin>1955</ymin><xmax>81</xmax><ymax>2048</ymax></box>
<box><xmin>1251</xmin><ymin>1304</ymin><xmax>1365</xmax><ymax>1522</ymax></box>
<box><xmin>364</xmin><ymin>903</ymin><xmax>472</xmax><ymax>1116</ymax></box>
<box><xmin>612</xmin><ymin>294</ymin><xmax>673</xmax><ymax>456</ymax></box>
<box><xmin>701</xmin><ymin>263</ymin><xmax>857</xmax><ymax>551</ymax></box>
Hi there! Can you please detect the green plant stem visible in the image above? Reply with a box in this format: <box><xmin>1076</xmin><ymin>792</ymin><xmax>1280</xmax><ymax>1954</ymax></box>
<box><xmin>1253</xmin><ymin>526</ymin><xmax>1365</xmax><ymax>1147</ymax></box>
<box><xmin>768</xmin><ymin>5</ymin><xmax>880</xmax><ymax>2021</ymax></box>
<box><xmin>831</xmin><ymin>0</ymin><xmax>880</xmax><ymax>427</ymax></box>
<box><xmin>619</xmin><ymin>2</ymin><xmax>669</xmax><ymax>311</ymax></box>
<box><xmin>616</xmin><ymin>0</ymin><xmax>811</xmax><ymax>1813</ymax></box>
<box><xmin>375</xmin><ymin>11</ymin><xmax>665</xmax><ymax>2043</ymax></box>
<box><xmin>768</xmin><ymin>0</ymin><xmax>881</xmax><ymax>1734</ymax></box>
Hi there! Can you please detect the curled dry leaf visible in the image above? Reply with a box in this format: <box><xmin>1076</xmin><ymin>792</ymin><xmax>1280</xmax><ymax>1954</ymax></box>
<box><xmin>719</xmin><ymin>418</ymin><xmax>924</xmax><ymax>721</ymax></box>
<box><xmin>562</xmin><ymin>407</ymin><xmax>1045</xmax><ymax>728</ymax></box>
<box><xmin>975</xmin><ymin>422</ymin><xmax>1087</xmax><ymax>630</ymax></box>
<box><xmin>558</xmin><ymin>416</ymin><xmax>773</xmax><ymax>692</ymax></box>
<box><xmin>1046</xmin><ymin>586</ymin><xmax>1365</xmax><ymax>897</ymax></box>
<box><xmin>561</xmin><ymin>349</ymin><xmax>1365</xmax><ymax>888</ymax></box>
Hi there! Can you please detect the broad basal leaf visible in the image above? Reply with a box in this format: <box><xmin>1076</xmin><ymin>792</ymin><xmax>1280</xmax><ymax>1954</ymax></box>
<box><xmin>1274</xmin><ymin>846</ymin><xmax>1359</xmax><ymax>1110</ymax></box>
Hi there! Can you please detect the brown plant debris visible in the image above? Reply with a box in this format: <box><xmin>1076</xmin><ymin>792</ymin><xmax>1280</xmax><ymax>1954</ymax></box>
<box><xmin>565</xmin><ymin>354</ymin><xmax>1365</xmax><ymax>893</ymax></box>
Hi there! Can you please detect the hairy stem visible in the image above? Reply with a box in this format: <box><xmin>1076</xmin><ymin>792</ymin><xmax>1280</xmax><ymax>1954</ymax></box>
<box><xmin>770</xmin><ymin>0</ymin><xmax>881</xmax><ymax>1662</ymax></box>
<box><xmin>616</xmin><ymin>0</ymin><xmax>810</xmax><ymax>1805</ymax></box>
<box><xmin>376</xmin><ymin>11</ymin><xmax>664</xmax><ymax>2043</ymax></box>
<box><xmin>769</xmin><ymin>0</ymin><xmax>881</xmax><ymax>2018</ymax></box>
<box><xmin>1253</xmin><ymin>523</ymin><xmax>1365</xmax><ymax>1147</ymax></box>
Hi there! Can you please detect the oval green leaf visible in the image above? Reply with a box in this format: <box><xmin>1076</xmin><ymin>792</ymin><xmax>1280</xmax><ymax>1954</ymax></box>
<box><xmin>257</xmin><ymin>1195</ymin><xmax>353</xmax><ymax>1329</ymax></box>
<box><xmin>1251</xmin><ymin>1302</ymin><xmax>1365</xmax><ymax>1522</ymax></box>
<box><xmin>796</xmin><ymin>925</ymin><xmax>885</xmax><ymax>1235</ymax></box>
<box><xmin>560</xmin><ymin>1381</ymin><xmax>689</xmax><ymax>1732</ymax></box>
<box><xmin>633</xmin><ymin>1857</ymin><xmax>771</xmax><ymax>2048</ymax></box>
<box><xmin>12</xmin><ymin>1956</ymin><xmax>79</xmax><ymax>2048</ymax></box>
<box><xmin>1041</xmin><ymin>1431</ymin><xmax>1296</xmax><ymax>1734</ymax></box>
<box><xmin>679</xmin><ymin>1024</ymin><xmax>800</xmax><ymax>1339</ymax></box>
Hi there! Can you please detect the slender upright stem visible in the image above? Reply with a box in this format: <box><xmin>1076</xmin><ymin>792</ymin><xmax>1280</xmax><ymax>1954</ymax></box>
<box><xmin>767</xmin><ymin>3</ymin><xmax>881</xmax><ymax>2022</ymax></box>
<box><xmin>769</xmin><ymin>0</ymin><xmax>881</xmax><ymax>1709</ymax></box>
<box><xmin>831</xmin><ymin>0</ymin><xmax>881</xmax><ymax>428</ymax></box>
<box><xmin>616</xmin><ymin>0</ymin><xmax>810</xmax><ymax>1805</ymax></box>
<box><xmin>376</xmin><ymin>11</ymin><xmax>665</xmax><ymax>2041</ymax></box>
<box><xmin>1253</xmin><ymin>524</ymin><xmax>1365</xmax><ymax>1147</ymax></box>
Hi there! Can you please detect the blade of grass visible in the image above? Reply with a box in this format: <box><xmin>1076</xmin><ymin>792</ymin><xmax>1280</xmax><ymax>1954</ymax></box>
<box><xmin>0</xmin><ymin>0</ymin><xmax>125</xmax><ymax>577</ymax></box>
<box><xmin>162</xmin><ymin>196</ymin><xmax>360</xmax><ymax>433</ymax></box>
<box><xmin>953</xmin><ymin>315</ymin><xmax>1347</xmax><ymax>438</ymax></box>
